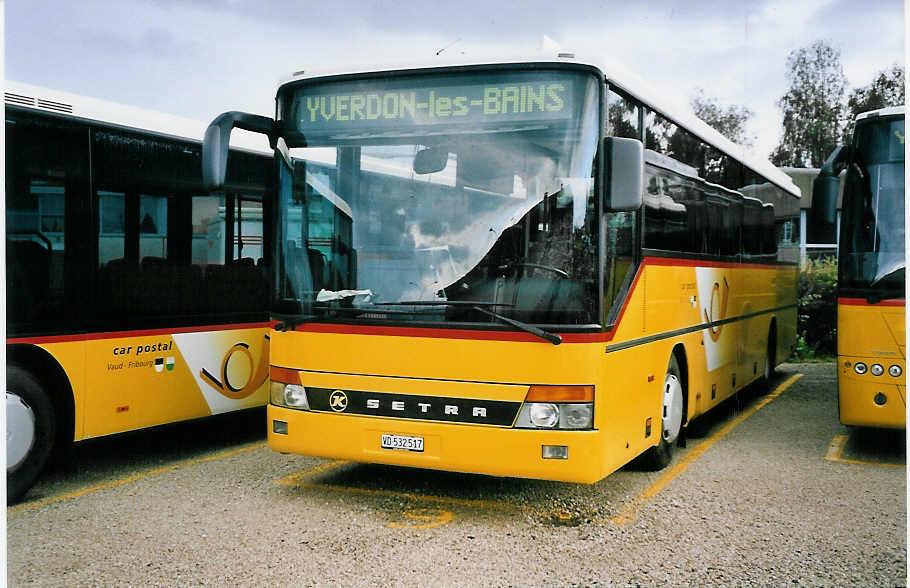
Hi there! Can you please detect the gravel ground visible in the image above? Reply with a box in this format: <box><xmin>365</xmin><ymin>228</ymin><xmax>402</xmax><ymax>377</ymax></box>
<box><xmin>8</xmin><ymin>363</ymin><xmax>907</xmax><ymax>586</ymax></box>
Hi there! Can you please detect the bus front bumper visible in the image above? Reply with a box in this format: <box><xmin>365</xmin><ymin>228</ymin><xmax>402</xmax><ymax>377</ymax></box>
<box><xmin>267</xmin><ymin>404</ymin><xmax>611</xmax><ymax>483</ymax></box>
<box><xmin>839</xmin><ymin>358</ymin><xmax>906</xmax><ymax>428</ymax></box>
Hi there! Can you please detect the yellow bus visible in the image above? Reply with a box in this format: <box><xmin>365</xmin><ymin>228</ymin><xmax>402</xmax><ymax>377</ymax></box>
<box><xmin>204</xmin><ymin>56</ymin><xmax>800</xmax><ymax>482</ymax></box>
<box><xmin>812</xmin><ymin>106</ymin><xmax>905</xmax><ymax>428</ymax></box>
<box><xmin>6</xmin><ymin>82</ymin><xmax>274</xmax><ymax>502</ymax></box>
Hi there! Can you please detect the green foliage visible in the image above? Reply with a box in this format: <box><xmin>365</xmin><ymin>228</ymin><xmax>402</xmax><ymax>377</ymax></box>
<box><xmin>794</xmin><ymin>257</ymin><xmax>838</xmax><ymax>360</ymax></box>
<box><xmin>691</xmin><ymin>88</ymin><xmax>755</xmax><ymax>147</ymax></box>
<box><xmin>843</xmin><ymin>64</ymin><xmax>905</xmax><ymax>143</ymax></box>
<box><xmin>771</xmin><ymin>41</ymin><xmax>848</xmax><ymax>168</ymax></box>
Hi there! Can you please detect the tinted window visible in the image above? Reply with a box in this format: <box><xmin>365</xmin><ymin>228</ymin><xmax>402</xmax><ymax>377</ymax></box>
<box><xmin>92</xmin><ymin>128</ymin><xmax>269</xmax><ymax>325</ymax></box>
<box><xmin>608</xmin><ymin>89</ymin><xmax>639</xmax><ymax>140</ymax></box>
<box><xmin>6</xmin><ymin>110</ymin><xmax>89</xmax><ymax>336</ymax></box>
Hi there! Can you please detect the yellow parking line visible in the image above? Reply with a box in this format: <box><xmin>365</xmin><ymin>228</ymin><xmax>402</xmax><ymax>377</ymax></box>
<box><xmin>9</xmin><ymin>441</ymin><xmax>268</xmax><ymax>514</ymax></box>
<box><xmin>824</xmin><ymin>434</ymin><xmax>849</xmax><ymax>461</ymax></box>
<box><xmin>281</xmin><ymin>476</ymin><xmax>534</xmax><ymax>514</ymax></box>
<box><xmin>275</xmin><ymin>460</ymin><xmax>351</xmax><ymax>485</ymax></box>
<box><xmin>612</xmin><ymin>373</ymin><xmax>803</xmax><ymax>525</ymax></box>
<box><xmin>824</xmin><ymin>434</ymin><xmax>906</xmax><ymax>468</ymax></box>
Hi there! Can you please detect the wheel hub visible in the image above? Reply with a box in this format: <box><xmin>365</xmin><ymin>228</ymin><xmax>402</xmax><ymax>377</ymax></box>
<box><xmin>7</xmin><ymin>393</ymin><xmax>36</xmax><ymax>472</ymax></box>
<box><xmin>662</xmin><ymin>374</ymin><xmax>683</xmax><ymax>444</ymax></box>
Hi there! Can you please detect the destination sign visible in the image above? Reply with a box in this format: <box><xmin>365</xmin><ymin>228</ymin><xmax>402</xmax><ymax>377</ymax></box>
<box><xmin>292</xmin><ymin>72</ymin><xmax>579</xmax><ymax>135</ymax></box>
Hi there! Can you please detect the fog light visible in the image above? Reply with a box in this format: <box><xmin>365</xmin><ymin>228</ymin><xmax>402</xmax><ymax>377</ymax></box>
<box><xmin>542</xmin><ymin>445</ymin><xmax>569</xmax><ymax>459</ymax></box>
<box><xmin>874</xmin><ymin>393</ymin><xmax>888</xmax><ymax>406</ymax></box>
<box><xmin>854</xmin><ymin>362</ymin><xmax>868</xmax><ymax>375</ymax></box>
<box><xmin>529</xmin><ymin>403</ymin><xmax>559</xmax><ymax>428</ymax></box>
<box><xmin>284</xmin><ymin>384</ymin><xmax>309</xmax><ymax>408</ymax></box>
<box><xmin>870</xmin><ymin>364</ymin><xmax>884</xmax><ymax>376</ymax></box>
<box><xmin>889</xmin><ymin>365</ymin><xmax>902</xmax><ymax>378</ymax></box>
<box><xmin>273</xmin><ymin>420</ymin><xmax>288</xmax><ymax>434</ymax></box>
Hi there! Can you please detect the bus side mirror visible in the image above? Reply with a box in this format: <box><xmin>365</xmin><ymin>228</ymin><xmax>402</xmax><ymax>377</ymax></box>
<box><xmin>810</xmin><ymin>145</ymin><xmax>849</xmax><ymax>243</ymax></box>
<box><xmin>202</xmin><ymin>111</ymin><xmax>277</xmax><ymax>192</ymax></box>
<box><xmin>603</xmin><ymin>137</ymin><xmax>644</xmax><ymax>212</ymax></box>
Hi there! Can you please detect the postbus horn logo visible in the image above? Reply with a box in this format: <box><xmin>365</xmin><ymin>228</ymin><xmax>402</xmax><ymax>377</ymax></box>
<box><xmin>704</xmin><ymin>277</ymin><xmax>730</xmax><ymax>342</ymax></box>
<box><xmin>201</xmin><ymin>336</ymin><xmax>270</xmax><ymax>400</ymax></box>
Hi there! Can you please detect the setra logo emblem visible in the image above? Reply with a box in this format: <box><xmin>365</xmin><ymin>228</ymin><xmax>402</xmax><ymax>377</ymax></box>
<box><xmin>329</xmin><ymin>390</ymin><xmax>349</xmax><ymax>412</ymax></box>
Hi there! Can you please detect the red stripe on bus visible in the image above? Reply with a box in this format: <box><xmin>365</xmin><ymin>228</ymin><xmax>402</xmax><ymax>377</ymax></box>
<box><xmin>7</xmin><ymin>321</ymin><xmax>277</xmax><ymax>345</ymax></box>
<box><xmin>642</xmin><ymin>256</ymin><xmax>787</xmax><ymax>271</ymax></box>
<box><xmin>839</xmin><ymin>297</ymin><xmax>906</xmax><ymax>307</ymax></box>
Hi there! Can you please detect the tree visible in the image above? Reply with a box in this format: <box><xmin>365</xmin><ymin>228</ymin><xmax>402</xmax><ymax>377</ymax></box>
<box><xmin>690</xmin><ymin>89</ymin><xmax>755</xmax><ymax>147</ymax></box>
<box><xmin>770</xmin><ymin>41</ymin><xmax>848</xmax><ymax>168</ymax></box>
<box><xmin>843</xmin><ymin>64</ymin><xmax>905</xmax><ymax>141</ymax></box>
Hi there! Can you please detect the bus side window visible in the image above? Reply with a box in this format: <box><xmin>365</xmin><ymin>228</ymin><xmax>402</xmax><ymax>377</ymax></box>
<box><xmin>607</xmin><ymin>88</ymin><xmax>639</xmax><ymax>140</ymax></box>
<box><xmin>6</xmin><ymin>114</ymin><xmax>87</xmax><ymax>332</ymax></box>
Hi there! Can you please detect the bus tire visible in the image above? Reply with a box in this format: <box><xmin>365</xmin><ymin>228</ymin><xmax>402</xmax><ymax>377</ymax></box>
<box><xmin>642</xmin><ymin>354</ymin><xmax>684</xmax><ymax>470</ymax></box>
<box><xmin>7</xmin><ymin>366</ymin><xmax>56</xmax><ymax>504</ymax></box>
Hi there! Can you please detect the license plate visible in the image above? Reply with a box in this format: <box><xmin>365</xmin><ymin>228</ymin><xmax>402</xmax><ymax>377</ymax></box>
<box><xmin>381</xmin><ymin>434</ymin><xmax>424</xmax><ymax>452</ymax></box>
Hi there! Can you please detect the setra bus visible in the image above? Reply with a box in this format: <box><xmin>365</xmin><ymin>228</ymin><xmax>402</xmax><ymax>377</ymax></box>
<box><xmin>6</xmin><ymin>82</ymin><xmax>274</xmax><ymax>502</ymax></box>
<box><xmin>203</xmin><ymin>56</ymin><xmax>801</xmax><ymax>482</ymax></box>
<box><xmin>812</xmin><ymin>106</ymin><xmax>905</xmax><ymax>428</ymax></box>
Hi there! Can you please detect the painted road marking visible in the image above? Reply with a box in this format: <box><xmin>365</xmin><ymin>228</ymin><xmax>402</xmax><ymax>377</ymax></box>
<box><xmin>824</xmin><ymin>434</ymin><xmax>906</xmax><ymax>468</ymax></box>
<box><xmin>9</xmin><ymin>441</ymin><xmax>268</xmax><ymax>514</ymax></box>
<box><xmin>612</xmin><ymin>373</ymin><xmax>804</xmax><ymax>525</ymax></box>
<box><xmin>388</xmin><ymin>508</ymin><xmax>455</xmax><ymax>529</ymax></box>
<box><xmin>279</xmin><ymin>474</ymin><xmax>535</xmax><ymax>515</ymax></box>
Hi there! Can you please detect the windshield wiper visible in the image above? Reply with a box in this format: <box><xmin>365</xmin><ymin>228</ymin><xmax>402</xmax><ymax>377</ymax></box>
<box><xmin>274</xmin><ymin>302</ymin><xmax>561</xmax><ymax>345</ymax></box>
<box><xmin>378</xmin><ymin>301</ymin><xmax>560</xmax><ymax>344</ymax></box>
<box><xmin>272</xmin><ymin>311</ymin><xmax>316</xmax><ymax>332</ymax></box>
<box><xmin>470</xmin><ymin>306</ymin><xmax>562</xmax><ymax>346</ymax></box>
<box><xmin>865</xmin><ymin>288</ymin><xmax>906</xmax><ymax>304</ymax></box>
<box><xmin>375</xmin><ymin>300</ymin><xmax>514</xmax><ymax>307</ymax></box>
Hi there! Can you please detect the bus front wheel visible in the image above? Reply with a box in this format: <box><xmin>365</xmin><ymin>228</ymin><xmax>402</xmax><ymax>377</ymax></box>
<box><xmin>642</xmin><ymin>355</ymin><xmax>684</xmax><ymax>470</ymax></box>
<box><xmin>7</xmin><ymin>366</ymin><xmax>56</xmax><ymax>504</ymax></box>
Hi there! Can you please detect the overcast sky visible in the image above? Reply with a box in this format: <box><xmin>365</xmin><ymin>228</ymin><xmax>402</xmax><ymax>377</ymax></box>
<box><xmin>5</xmin><ymin>0</ymin><xmax>906</xmax><ymax>158</ymax></box>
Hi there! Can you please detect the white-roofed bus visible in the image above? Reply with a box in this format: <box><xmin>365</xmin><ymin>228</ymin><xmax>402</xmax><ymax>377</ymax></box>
<box><xmin>5</xmin><ymin>82</ymin><xmax>275</xmax><ymax>502</ymax></box>
<box><xmin>811</xmin><ymin>106</ymin><xmax>905</xmax><ymax>428</ymax></box>
<box><xmin>203</xmin><ymin>55</ymin><xmax>801</xmax><ymax>483</ymax></box>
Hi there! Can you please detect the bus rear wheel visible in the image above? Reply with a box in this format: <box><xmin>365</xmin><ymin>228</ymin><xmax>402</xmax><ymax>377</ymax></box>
<box><xmin>642</xmin><ymin>354</ymin><xmax>684</xmax><ymax>470</ymax></box>
<box><xmin>7</xmin><ymin>366</ymin><xmax>56</xmax><ymax>504</ymax></box>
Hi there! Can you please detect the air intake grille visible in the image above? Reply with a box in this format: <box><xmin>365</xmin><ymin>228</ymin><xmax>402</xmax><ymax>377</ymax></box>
<box><xmin>4</xmin><ymin>92</ymin><xmax>74</xmax><ymax>114</ymax></box>
<box><xmin>36</xmin><ymin>99</ymin><xmax>73</xmax><ymax>114</ymax></box>
<box><xmin>4</xmin><ymin>92</ymin><xmax>35</xmax><ymax>108</ymax></box>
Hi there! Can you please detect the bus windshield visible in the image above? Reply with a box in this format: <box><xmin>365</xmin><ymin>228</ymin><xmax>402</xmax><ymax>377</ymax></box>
<box><xmin>276</xmin><ymin>68</ymin><xmax>601</xmax><ymax>326</ymax></box>
<box><xmin>839</xmin><ymin>116</ymin><xmax>905</xmax><ymax>294</ymax></box>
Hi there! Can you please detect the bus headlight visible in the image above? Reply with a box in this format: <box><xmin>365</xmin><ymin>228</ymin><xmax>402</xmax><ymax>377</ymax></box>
<box><xmin>515</xmin><ymin>403</ymin><xmax>594</xmax><ymax>430</ymax></box>
<box><xmin>870</xmin><ymin>363</ymin><xmax>884</xmax><ymax>376</ymax></box>
<box><xmin>270</xmin><ymin>381</ymin><xmax>310</xmax><ymax>409</ymax></box>
<box><xmin>529</xmin><ymin>403</ymin><xmax>559</xmax><ymax>428</ymax></box>
<box><xmin>559</xmin><ymin>404</ymin><xmax>594</xmax><ymax>429</ymax></box>
<box><xmin>854</xmin><ymin>362</ymin><xmax>868</xmax><ymax>375</ymax></box>
<box><xmin>514</xmin><ymin>385</ymin><xmax>594</xmax><ymax>430</ymax></box>
<box><xmin>889</xmin><ymin>365</ymin><xmax>902</xmax><ymax>378</ymax></box>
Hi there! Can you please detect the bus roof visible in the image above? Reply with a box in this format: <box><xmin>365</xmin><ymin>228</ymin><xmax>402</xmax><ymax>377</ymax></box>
<box><xmin>279</xmin><ymin>53</ymin><xmax>801</xmax><ymax>200</ymax></box>
<box><xmin>4</xmin><ymin>80</ymin><xmax>272</xmax><ymax>154</ymax></box>
<box><xmin>856</xmin><ymin>105</ymin><xmax>905</xmax><ymax>121</ymax></box>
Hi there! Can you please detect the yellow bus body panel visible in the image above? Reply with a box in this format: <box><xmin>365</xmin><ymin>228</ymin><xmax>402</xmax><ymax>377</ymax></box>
<box><xmin>837</xmin><ymin>300</ymin><xmax>906</xmax><ymax>428</ymax></box>
<box><xmin>269</xmin><ymin>260</ymin><xmax>797</xmax><ymax>482</ymax></box>
<box><xmin>15</xmin><ymin>326</ymin><xmax>271</xmax><ymax>441</ymax></box>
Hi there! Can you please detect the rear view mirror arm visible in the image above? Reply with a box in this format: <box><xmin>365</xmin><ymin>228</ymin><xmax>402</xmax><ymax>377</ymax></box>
<box><xmin>203</xmin><ymin>111</ymin><xmax>277</xmax><ymax>192</ymax></box>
